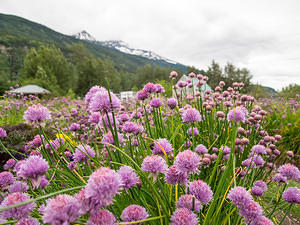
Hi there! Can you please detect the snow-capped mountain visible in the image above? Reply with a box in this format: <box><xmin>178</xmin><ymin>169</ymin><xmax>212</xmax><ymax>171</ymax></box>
<box><xmin>73</xmin><ymin>30</ymin><xmax>96</xmax><ymax>42</ymax></box>
<box><xmin>73</xmin><ymin>31</ymin><xmax>178</xmax><ymax>64</ymax></box>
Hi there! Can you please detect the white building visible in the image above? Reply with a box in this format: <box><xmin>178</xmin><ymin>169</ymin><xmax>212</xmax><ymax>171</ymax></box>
<box><xmin>120</xmin><ymin>91</ymin><xmax>136</xmax><ymax>101</ymax></box>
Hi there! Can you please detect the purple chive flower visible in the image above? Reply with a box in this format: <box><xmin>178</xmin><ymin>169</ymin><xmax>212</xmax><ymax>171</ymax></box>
<box><xmin>119</xmin><ymin>113</ymin><xmax>130</xmax><ymax>123</ymax></box>
<box><xmin>73</xmin><ymin>144</ymin><xmax>95</xmax><ymax>162</ymax></box>
<box><xmin>149</xmin><ymin>98</ymin><xmax>163</xmax><ymax>108</ymax></box>
<box><xmin>167</xmin><ymin>98</ymin><xmax>178</xmax><ymax>109</ymax></box>
<box><xmin>176</xmin><ymin>194</ymin><xmax>202</xmax><ymax>212</ymax></box>
<box><xmin>40</xmin><ymin>176</ymin><xmax>50</xmax><ymax>189</ymax></box>
<box><xmin>174</xmin><ymin>150</ymin><xmax>200</xmax><ymax>174</ymax></box>
<box><xmin>152</xmin><ymin>138</ymin><xmax>173</xmax><ymax>155</ymax></box>
<box><xmin>249</xmin><ymin>216</ymin><xmax>274</xmax><ymax>225</ymax></box>
<box><xmin>0</xmin><ymin>127</ymin><xmax>7</xmax><ymax>138</ymax></box>
<box><xmin>0</xmin><ymin>171</ymin><xmax>14</xmax><ymax>188</ymax></box>
<box><xmin>8</xmin><ymin>181</ymin><xmax>29</xmax><ymax>193</ymax></box>
<box><xmin>143</xmin><ymin>82</ymin><xmax>157</xmax><ymax>93</ymax></box>
<box><xmin>18</xmin><ymin>156</ymin><xmax>49</xmax><ymax>189</ymax></box>
<box><xmin>117</xmin><ymin>166</ymin><xmax>139</xmax><ymax>190</ymax></box>
<box><xmin>85</xmin><ymin>86</ymin><xmax>105</xmax><ymax>106</ymax></box>
<box><xmin>88</xmin><ymin>209</ymin><xmax>117</xmax><ymax>225</ymax></box>
<box><xmin>101</xmin><ymin>132</ymin><xmax>124</xmax><ymax>146</ymax></box>
<box><xmin>182</xmin><ymin>108</ymin><xmax>201</xmax><ymax>122</ymax></box>
<box><xmin>227</xmin><ymin>186</ymin><xmax>253</xmax><ymax>208</ymax></box>
<box><xmin>282</xmin><ymin>187</ymin><xmax>300</xmax><ymax>204</ymax></box>
<box><xmin>165</xmin><ymin>165</ymin><xmax>188</xmax><ymax>185</ymax></box>
<box><xmin>251</xmin><ymin>186</ymin><xmax>264</xmax><ymax>197</ymax></box>
<box><xmin>195</xmin><ymin>144</ymin><xmax>208</xmax><ymax>154</ymax></box>
<box><xmin>89</xmin><ymin>112</ymin><xmax>101</xmax><ymax>124</ymax></box>
<box><xmin>189</xmin><ymin>180</ymin><xmax>213</xmax><ymax>205</ymax></box>
<box><xmin>251</xmin><ymin>145</ymin><xmax>266</xmax><ymax>155</ymax></box>
<box><xmin>242</xmin><ymin>154</ymin><xmax>265</xmax><ymax>168</ymax></box>
<box><xmin>187</xmin><ymin>127</ymin><xmax>199</xmax><ymax>136</ymax></box>
<box><xmin>155</xmin><ymin>84</ymin><xmax>165</xmax><ymax>93</ymax></box>
<box><xmin>170</xmin><ymin>208</ymin><xmax>198</xmax><ymax>225</ymax></box>
<box><xmin>0</xmin><ymin>192</ymin><xmax>36</xmax><ymax>219</ymax></box>
<box><xmin>122</xmin><ymin>122</ymin><xmax>144</xmax><ymax>135</ymax></box>
<box><xmin>23</xmin><ymin>104</ymin><xmax>51</xmax><ymax>124</ymax></box>
<box><xmin>69</xmin><ymin>123</ymin><xmax>80</xmax><ymax>131</ymax></box>
<box><xmin>136</xmin><ymin>90</ymin><xmax>149</xmax><ymax>101</ymax></box>
<box><xmin>272</xmin><ymin>173</ymin><xmax>287</xmax><ymax>183</ymax></box>
<box><xmin>4</xmin><ymin>158</ymin><xmax>16</xmax><ymax>170</ymax></box>
<box><xmin>141</xmin><ymin>155</ymin><xmax>168</xmax><ymax>178</ymax></box>
<box><xmin>227</xmin><ymin>106</ymin><xmax>247</xmax><ymax>123</ymax></box>
<box><xmin>253</xmin><ymin>180</ymin><xmax>267</xmax><ymax>192</ymax></box>
<box><xmin>121</xmin><ymin>205</ymin><xmax>149</xmax><ymax>225</ymax></box>
<box><xmin>89</xmin><ymin>89</ymin><xmax>121</xmax><ymax>113</ymax></box>
<box><xmin>42</xmin><ymin>194</ymin><xmax>80</xmax><ymax>225</ymax></box>
<box><xmin>239</xmin><ymin>200</ymin><xmax>263</xmax><ymax>222</ymax></box>
<box><xmin>85</xmin><ymin>167</ymin><xmax>122</xmax><ymax>208</ymax></box>
<box><xmin>278</xmin><ymin>163</ymin><xmax>300</xmax><ymax>180</ymax></box>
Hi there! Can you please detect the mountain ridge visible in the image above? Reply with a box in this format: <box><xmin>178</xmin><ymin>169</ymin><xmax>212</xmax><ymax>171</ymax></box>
<box><xmin>73</xmin><ymin>30</ymin><xmax>179</xmax><ymax>64</ymax></box>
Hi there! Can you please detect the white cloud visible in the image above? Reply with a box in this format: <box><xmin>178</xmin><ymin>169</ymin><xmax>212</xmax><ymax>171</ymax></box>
<box><xmin>1</xmin><ymin>0</ymin><xmax>300</xmax><ymax>89</ymax></box>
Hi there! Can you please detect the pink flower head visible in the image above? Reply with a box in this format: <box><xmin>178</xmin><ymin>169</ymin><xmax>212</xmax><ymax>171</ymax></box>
<box><xmin>239</xmin><ymin>200</ymin><xmax>263</xmax><ymax>222</ymax></box>
<box><xmin>278</xmin><ymin>163</ymin><xmax>300</xmax><ymax>180</ymax></box>
<box><xmin>0</xmin><ymin>192</ymin><xmax>36</xmax><ymax>219</ymax></box>
<box><xmin>189</xmin><ymin>180</ymin><xmax>213</xmax><ymax>205</ymax></box>
<box><xmin>121</xmin><ymin>205</ymin><xmax>149</xmax><ymax>225</ymax></box>
<box><xmin>0</xmin><ymin>127</ymin><xmax>7</xmax><ymax>138</ymax></box>
<box><xmin>85</xmin><ymin>86</ymin><xmax>105</xmax><ymax>106</ymax></box>
<box><xmin>176</xmin><ymin>194</ymin><xmax>202</xmax><ymax>212</ymax></box>
<box><xmin>174</xmin><ymin>150</ymin><xmax>200</xmax><ymax>174</ymax></box>
<box><xmin>0</xmin><ymin>171</ymin><xmax>14</xmax><ymax>188</ymax></box>
<box><xmin>282</xmin><ymin>187</ymin><xmax>300</xmax><ymax>204</ymax></box>
<box><xmin>117</xmin><ymin>166</ymin><xmax>139</xmax><ymax>190</ymax></box>
<box><xmin>23</xmin><ymin>104</ymin><xmax>51</xmax><ymax>124</ymax></box>
<box><xmin>143</xmin><ymin>82</ymin><xmax>157</xmax><ymax>93</ymax></box>
<box><xmin>141</xmin><ymin>155</ymin><xmax>168</xmax><ymax>176</ymax></box>
<box><xmin>149</xmin><ymin>98</ymin><xmax>163</xmax><ymax>108</ymax></box>
<box><xmin>227</xmin><ymin>106</ymin><xmax>248</xmax><ymax>123</ymax></box>
<box><xmin>42</xmin><ymin>194</ymin><xmax>80</xmax><ymax>225</ymax></box>
<box><xmin>165</xmin><ymin>165</ymin><xmax>188</xmax><ymax>185</ymax></box>
<box><xmin>249</xmin><ymin>216</ymin><xmax>274</xmax><ymax>225</ymax></box>
<box><xmin>18</xmin><ymin>156</ymin><xmax>49</xmax><ymax>189</ymax></box>
<box><xmin>88</xmin><ymin>209</ymin><xmax>117</xmax><ymax>225</ymax></box>
<box><xmin>227</xmin><ymin>186</ymin><xmax>253</xmax><ymax>208</ymax></box>
<box><xmin>182</xmin><ymin>108</ymin><xmax>201</xmax><ymax>122</ymax></box>
<box><xmin>89</xmin><ymin>89</ymin><xmax>121</xmax><ymax>113</ymax></box>
<box><xmin>85</xmin><ymin>167</ymin><xmax>122</xmax><ymax>209</ymax></box>
<box><xmin>170</xmin><ymin>208</ymin><xmax>198</xmax><ymax>225</ymax></box>
<box><xmin>167</xmin><ymin>98</ymin><xmax>178</xmax><ymax>109</ymax></box>
<box><xmin>152</xmin><ymin>138</ymin><xmax>173</xmax><ymax>155</ymax></box>
<box><xmin>136</xmin><ymin>90</ymin><xmax>149</xmax><ymax>101</ymax></box>
<box><xmin>8</xmin><ymin>181</ymin><xmax>29</xmax><ymax>193</ymax></box>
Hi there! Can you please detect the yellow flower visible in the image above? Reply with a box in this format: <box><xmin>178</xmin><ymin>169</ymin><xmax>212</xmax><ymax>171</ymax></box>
<box><xmin>56</xmin><ymin>133</ymin><xmax>77</xmax><ymax>146</ymax></box>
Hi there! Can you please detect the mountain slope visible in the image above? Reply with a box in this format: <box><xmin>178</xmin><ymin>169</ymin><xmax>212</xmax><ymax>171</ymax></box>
<box><xmin>0</xmin><ymin>13</ymin><xmax>186</xmax><ymax>74</ymax></box>
<box><xmin>73</xmin><ymin>31</ymin><xmax>178</xmax><ymax>64</ymax></box>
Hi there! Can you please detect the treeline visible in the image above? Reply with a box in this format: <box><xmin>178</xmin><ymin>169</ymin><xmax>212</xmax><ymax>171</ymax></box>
<box><xmin>1</xmin><ymin>43</ymin><xmax>285</xmax><ymax>97</ymax></box>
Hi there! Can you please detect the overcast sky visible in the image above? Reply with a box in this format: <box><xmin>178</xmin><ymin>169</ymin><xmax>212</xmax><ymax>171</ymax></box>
<box><xmin>1</xmin><ymin>0</ymin><xmax>300</xmax><ymax>90</ymax></box>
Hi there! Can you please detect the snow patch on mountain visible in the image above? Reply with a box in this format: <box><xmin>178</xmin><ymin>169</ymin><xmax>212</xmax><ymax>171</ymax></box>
<box><xmin>73</xmin><ymin>31</ymin><xmax>178</xmax><ymax>64</ymax></box>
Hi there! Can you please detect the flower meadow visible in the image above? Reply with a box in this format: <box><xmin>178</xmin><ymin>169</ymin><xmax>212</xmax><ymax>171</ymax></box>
<box><xmin>0</xmin><ymin>71</ymin><xmax>299</xmax><ymax>225</ymax></box>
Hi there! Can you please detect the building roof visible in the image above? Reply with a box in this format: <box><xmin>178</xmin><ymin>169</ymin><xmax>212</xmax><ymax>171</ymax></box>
<box><xmin>8</xmin><ymin>85</ymin><xmax>51</xmax><ymax>94</ymax></box>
